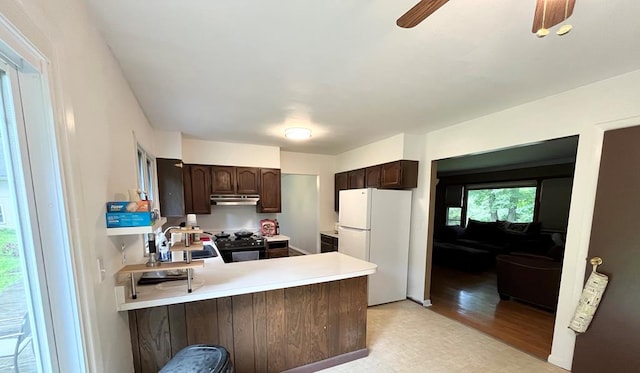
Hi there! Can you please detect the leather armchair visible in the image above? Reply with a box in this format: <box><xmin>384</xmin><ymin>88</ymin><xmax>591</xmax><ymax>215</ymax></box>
<box><xmin>496</xmin><ymin>253</ymin><xmax>562</xmax><ymax>311</ymax></box>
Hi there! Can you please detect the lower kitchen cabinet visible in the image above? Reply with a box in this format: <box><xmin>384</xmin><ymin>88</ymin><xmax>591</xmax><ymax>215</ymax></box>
<box><xmin>267</xmin><ymin>239</ymin><xmax>289</xmax><ymax>258</ymax></box>
<box><xmin>320</xmin><ymin>233</ymin><xmax>338</xmax><ymax>253</ymax></box>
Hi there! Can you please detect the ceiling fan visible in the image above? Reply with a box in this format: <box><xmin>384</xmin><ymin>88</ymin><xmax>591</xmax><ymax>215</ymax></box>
<box><xmin>397</xmin><ymin>0</ymin><xmax>575</xmax><ymax>37</ymax></box>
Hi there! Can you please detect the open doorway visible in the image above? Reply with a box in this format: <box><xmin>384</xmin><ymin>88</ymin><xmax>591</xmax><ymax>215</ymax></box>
<box><xmin>427</xmin><ymin>136</ymin><xmax>578</xmax><ymax>359</ymax></box>
<box><xmin>277</xmin><ymin>174</ymin><xmax>319</xmax><ymax>254</ymax></box>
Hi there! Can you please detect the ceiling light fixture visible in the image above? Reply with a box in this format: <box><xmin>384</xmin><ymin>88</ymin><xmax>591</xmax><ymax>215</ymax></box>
<box><xmin>284</xmin><ymin>127</ymin><xmax>312</xmax><ymax>140</ymax></box>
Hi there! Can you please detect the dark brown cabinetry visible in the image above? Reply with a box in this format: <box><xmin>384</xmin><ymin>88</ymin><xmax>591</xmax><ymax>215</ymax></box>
<box><xmin>348</xmin><ymin>168</ymin><xmax>366</xmax><ymax>189</ymax></box>
<box><xmin>380</xmin><ymin>160</ymin><xmax>419</xmax><ymax>189</ymax></box>
<box><xmin>334</xmin><ymin>160</ymin><xmax>419</xmax><ymax>210</ymax></box>
<box><xmin>236</xmin><ymin>167</ymin><xmax>259</xmax><ymax>194</ymax></box>
<box><xmin>127</xmin><ymin>276</ymin><xmax>367</xmax><ymax>373</ymax></box>
<box><xmin>320</xmin><ymin>234</ymin><xmax>338</xmax><ymax>253</ymax></box>
<box><xmin>365</xmin><ymin>165</ymin><xmax>381</xmax><ymax>188</ymax></box>
<box><xmin>159</xmin><ymin>161</ymin><xmax>280</xmax><ymax>215</ymax></box>
<box><xmin>183</xmin><ymin>164</ymin><xmax>211</xmax><ymax>214</ymax></box>
<box><xmin>258</xmin><ymin>168</ymin><xmax>281</xmax><ymax>213</ymax></box>
<box><xmin>211</xmin><ymin>166</ymin><xmax>236</xmax><ymax>194</ymax></box>
<box><xmin>267</xmin><ymin>239</ymin><xmax>289</xmax><ymax>258</ymax></box>
<box><xmin>156</xmin><ymin>158</ymin><xmax>185</xmax><ymax>217</ymax></box>
<box><xmin>335</xmin><ymin>172</ymin><xmax>349</xmax><ymax>211</ymax></box>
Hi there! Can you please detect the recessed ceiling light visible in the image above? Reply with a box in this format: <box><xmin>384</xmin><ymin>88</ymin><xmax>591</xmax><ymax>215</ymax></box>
<box><xmin>285</xmin><ymin>127</ymin><xmax>312</xmax><ymax>140</ymax></box>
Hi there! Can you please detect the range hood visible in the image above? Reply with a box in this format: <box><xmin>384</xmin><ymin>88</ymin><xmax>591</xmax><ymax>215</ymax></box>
<box><xmin>210</xmin><ymin>194</ymin><xmax>260</xmax><ymax>206</ymax></box>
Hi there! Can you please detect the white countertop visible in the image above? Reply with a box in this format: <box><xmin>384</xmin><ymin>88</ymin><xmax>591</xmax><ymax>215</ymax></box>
<box><xmin>264</xmin><ymin>234</ymin><xmax>290</xmax><ymax>242</ymax></box>
<box><xmin>115</xmin><ymin>245</ymin><xmax>376</xmax><ymax>311</ymax></box>
<box><xmin>320</xmin><ymin>231</ymin><xmax>339</xmax><ymax>239</ymax></box>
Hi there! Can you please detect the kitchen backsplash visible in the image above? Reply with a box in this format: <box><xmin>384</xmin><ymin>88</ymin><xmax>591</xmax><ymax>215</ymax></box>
<box><xmin>166</xmin><ymin>205</ymin><xmax>277</xmax><ymax>233</ymax></box>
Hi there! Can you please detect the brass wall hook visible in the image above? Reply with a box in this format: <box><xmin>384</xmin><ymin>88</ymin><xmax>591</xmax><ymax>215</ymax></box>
<box><xmin>590</xmin><ymin>257</ymin><xmax>603</xmax><ymax>273</ymax></box>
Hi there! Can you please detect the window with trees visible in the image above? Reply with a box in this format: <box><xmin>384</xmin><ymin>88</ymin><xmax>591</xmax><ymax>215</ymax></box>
<box><xmin>466</xmin><ymin>185</ymin><xmax>536</xmax><ymax>223</ymax></box>
<box><xmin>446</xmin><ymin>207</ymin><xmax>462</xmax><ymax>226</ymax></box>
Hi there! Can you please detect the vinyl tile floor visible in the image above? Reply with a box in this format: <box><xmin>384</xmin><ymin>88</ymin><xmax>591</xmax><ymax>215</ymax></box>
<box><xmin>319</xmin><ymin>300</ymin><xmax>567</xmax><ymax>373</ymax></box>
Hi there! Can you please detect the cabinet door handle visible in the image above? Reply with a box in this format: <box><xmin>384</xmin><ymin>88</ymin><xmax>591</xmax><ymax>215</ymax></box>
<box><xmin>174</xmin><ymin>163</ymin><xmax>183</xmax><ymax>168</ymax></box>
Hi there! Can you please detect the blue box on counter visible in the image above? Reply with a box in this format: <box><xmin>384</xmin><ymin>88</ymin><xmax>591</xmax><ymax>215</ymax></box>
<box><xmin>106</xmin><ymin>212</ymin><xmax>153</xmax><ymax>228</ymax></box>
<box><xmin>106</xmin><ymin>200</ymin><xmax>151</xmax><ymax>212</ymax></box>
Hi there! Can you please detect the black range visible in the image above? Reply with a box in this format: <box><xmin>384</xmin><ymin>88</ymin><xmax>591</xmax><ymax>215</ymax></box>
<box><xmin>214</xmin><ymin>231</ymin><xmax>266</xmax><ymax>262</ymax></box>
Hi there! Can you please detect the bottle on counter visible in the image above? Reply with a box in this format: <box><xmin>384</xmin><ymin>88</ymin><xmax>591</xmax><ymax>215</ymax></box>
<box><xmin>275</xmin><ymin>219</ymin><xmax>280</xmax><ymax>235</ymax></box>
<box><xmin>193</xmin><ymin>225</ymin><xmax>201</xmax><ymax>242</ymax></box>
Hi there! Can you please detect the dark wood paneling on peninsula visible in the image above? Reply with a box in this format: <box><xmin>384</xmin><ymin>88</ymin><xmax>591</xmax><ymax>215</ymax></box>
<box><xmin>128</xmin><ymin>277</ymin><xmax>368</xmax><ymax>373</ymax></box>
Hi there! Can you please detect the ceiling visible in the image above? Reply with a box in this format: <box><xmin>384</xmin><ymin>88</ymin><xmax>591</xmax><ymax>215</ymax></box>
<box><xmin>436</xmin><ymin>135</ymin><xmax>579</xmax><ymax>176</ymax></box>
<box><xmin>86</xmin><ymin>0</ymin><xmax>640</xmax><ymax>155</ymax></box>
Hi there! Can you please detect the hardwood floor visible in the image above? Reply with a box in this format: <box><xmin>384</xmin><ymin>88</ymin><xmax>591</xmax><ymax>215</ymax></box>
<box><xmin>429</xmin><ymin>264</ymin><xmax>556</xmax><ymax>360</ymax></box>
<box><xmin>288</xmin><ymin>247</ymin><xmax>304</xmax><ymax>256</ymax></box>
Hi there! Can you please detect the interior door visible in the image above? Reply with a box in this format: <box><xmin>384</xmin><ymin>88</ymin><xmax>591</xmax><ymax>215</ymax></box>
<box><xmin>572</xmin><ymin>126</ymin><xmax>640</xmax><ymax>371</ymax></box>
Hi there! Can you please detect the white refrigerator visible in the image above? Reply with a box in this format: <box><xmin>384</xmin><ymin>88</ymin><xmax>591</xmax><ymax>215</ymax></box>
<box><xmin>338</xmin><ymin>188</ymin><xmax>412</xmax><ymax>306</ymax></box>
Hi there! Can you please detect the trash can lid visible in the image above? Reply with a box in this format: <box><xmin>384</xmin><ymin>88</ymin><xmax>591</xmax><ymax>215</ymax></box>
<box><xmin>160</xmin><ymin>344</ymin><xmax>230</xmax><ymax>373</ymax></box>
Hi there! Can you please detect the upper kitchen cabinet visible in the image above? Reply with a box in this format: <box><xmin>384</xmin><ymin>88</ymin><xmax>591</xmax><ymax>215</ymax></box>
<box><xmin>334</xmin><ymin>160</ymin><xmax>419</xmax><ymax>209</ymax></box>
<box><xmin>380</xmin><ymin>160</ymin><xmax>419</xmax><ymax>189</ymax></box>
<box><xmin>211</xmin><ymin>166</ymin><xmax>236</xmax><ymax>194</ymax></box>
<box><xmin>335</xmin><ymin>171</ymin><xmax>348</xmax><ymax>211</ymax></box>
<box><xmin>365</xmin><ymin>165</ymin><xmax>381</xmax><ymax>188</ymax></box>
<box><xmin>236</xmin><ymin>167</ymin><xmax>260</xmax><ymax>194</ymax></box>
<box><xmin>348</xmin><ymin>168</ymin><xmax>366</xmax><ymax>189</ymax></box>
<box><xmin>184</xmin><ymin>164</ymin><xmax>212</xmax><ymax>214</ymax></box>
<box><xmin>258</xmin><ymin>168</ymin><xmax>281</xmax><ymax>213</ymax></box>
<box><xmin>156</xmin><ymin>158</ymin><xmax>185</xmax><ymax>217</ymax></box>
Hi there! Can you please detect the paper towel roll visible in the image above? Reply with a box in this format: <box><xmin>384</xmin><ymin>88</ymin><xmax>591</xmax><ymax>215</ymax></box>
<box><xmin>186</xmin><ymin>214</ymin><xmax>197</xmax><ymax>227</ymax></box>
<box><xmin>128</xmin><ymin>189</ymin><xmax>141</xmax><ymax>202</ymax></box>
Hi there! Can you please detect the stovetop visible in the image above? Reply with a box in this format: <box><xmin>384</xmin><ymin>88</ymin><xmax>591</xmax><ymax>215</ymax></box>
<box><xmin>214</xmin><ymin>235</ymin><xmax>266</xmax><ymax>250</ymax></box>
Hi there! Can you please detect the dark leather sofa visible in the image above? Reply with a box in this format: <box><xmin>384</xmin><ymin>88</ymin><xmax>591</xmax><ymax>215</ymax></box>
<box><xmin>432</xmin><ymin>219</ymin><xmax>552</xmax><ymax>270</ymax></box>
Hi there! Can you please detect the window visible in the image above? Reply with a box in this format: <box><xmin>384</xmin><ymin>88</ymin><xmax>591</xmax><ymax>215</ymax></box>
<box><xmin>446</xmin><ymin>207</ymin><xmax>462</xmax><ymax>226</ymax></box>
<box><xmin>466</xmin><ymin>185</ymin><xmax>536</xmax><ymax>223</ymax></box>
<box><xmin>136</xmin><ymin>145</ymin><xmax>155</xmax><ymax>201</ymax></box>
<box><xmin>136</xmin><ymin>145</ymin><xmax>156</xmax><ymax>251</ymax></box>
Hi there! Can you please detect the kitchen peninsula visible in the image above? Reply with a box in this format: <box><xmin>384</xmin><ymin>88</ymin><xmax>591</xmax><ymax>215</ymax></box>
<box><xmin>117</xmin><ymin>251</ymin><xmax>376</xmax><ymax>373</ymax></box>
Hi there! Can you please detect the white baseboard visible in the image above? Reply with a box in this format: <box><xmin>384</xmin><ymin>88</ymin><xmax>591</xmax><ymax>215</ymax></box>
<box><xmin>289</xmin><ymin>245</ymin><xmax>312</xmax><ymax>255</ymax></box>
<box><xmin>407</xmin><ymin>296</ymin><xmax>431</xmax><ymax>307</ymax></box>
<box><xmin>547</xmin><ymin>353</ymin><xmax>572</xmax><ymax>370</ymax></box>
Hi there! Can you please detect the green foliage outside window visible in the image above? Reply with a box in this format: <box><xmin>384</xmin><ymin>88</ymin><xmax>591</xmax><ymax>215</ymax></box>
<box><xmin>467</xmin><ymin>187</ymin><xmax>536</xmax><ymax>223</ymax></box>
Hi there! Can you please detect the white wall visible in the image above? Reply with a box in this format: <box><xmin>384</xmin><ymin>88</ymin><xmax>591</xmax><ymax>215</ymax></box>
<box><xmin>335</xmin><ymin>133</ymin><xmax>405</xmax><ymax>171</ymax></box>
<box><xmin>194</xmin><ymin>206</ymin><xmax>276</xmax><ymax>233</ymax></box>
<box><xmin>538</xmin><ymin>178</ymin><xmax>574</xmax><ymax>232</ymax></box>
<box><xmin>279</xmin><ymin>174</ymin><xmax>319</xmax><ymax>253</ymax></box>
<box><xmin>154</xmin><ymin>130</ymin><xmax>182</xmax><ymax>159</ymax></box>
<box><xmin>182</xmin><ymin>138</ymin><xmax>280</xmax><ymax>167</ymax></box>
<box><xmin>280</xmin><ymin>151</ymin><xmax>337</xmax><ymax>231</ymax></box>
<box><xmin>415</xmin><ymin>69</ymin><xmax>640</xmax><ymax>370</ymax></box>
<box><xmin>1</xmin><ymin>1</ymin><xmax>157</xmax><ymax>372</ymax></box>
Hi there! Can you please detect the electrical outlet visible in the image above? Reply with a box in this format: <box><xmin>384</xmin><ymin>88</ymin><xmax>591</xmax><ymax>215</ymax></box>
<box><xmin>97</xmin><ymin>257</ymin><xmax>106</xmax><ymax>283</ymax></box>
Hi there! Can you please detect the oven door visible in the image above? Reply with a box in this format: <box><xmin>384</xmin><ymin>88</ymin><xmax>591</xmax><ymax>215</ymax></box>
<box><xmin>220</xmin><ymin>247</ymin><xmax>266</xmax><ymax>263</ymax></box>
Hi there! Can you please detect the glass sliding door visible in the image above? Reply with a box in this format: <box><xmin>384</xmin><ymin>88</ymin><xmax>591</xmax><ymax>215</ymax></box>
<box><xmin>0</xmin><ymin>54</ymin><xmax>44</xmax><ymax>373</ymax></box>
<box><xmin>0</xmin><ymin>48</ymin><xmax>84</xmax><ymax>371</ymax></box>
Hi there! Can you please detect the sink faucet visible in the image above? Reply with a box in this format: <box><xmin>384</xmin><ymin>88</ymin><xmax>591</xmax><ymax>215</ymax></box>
<box><xmin>162</xmin><ymin>225</ymin><xmax>181</xmax><ymax>240</ymax></box>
